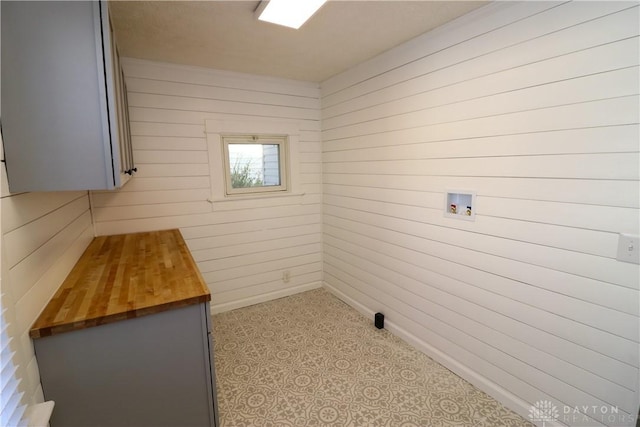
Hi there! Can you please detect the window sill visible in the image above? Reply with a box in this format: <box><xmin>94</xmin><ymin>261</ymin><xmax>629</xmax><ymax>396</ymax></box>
<box><xmin>207</xmin><ymin>192</ymin><xmax>305</xmax><ymax>204</ymax></box>
<box><xmin>21</xmin><ymin>401</ymin><xmax>54</xmax><ymax>427</ymax></box>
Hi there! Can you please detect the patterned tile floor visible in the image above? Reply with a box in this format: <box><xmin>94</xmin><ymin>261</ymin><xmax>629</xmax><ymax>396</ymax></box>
<box><xmin>212</xmin><ymin>288</ymin><xmax>532</xmax><ymax>427</ymax></box>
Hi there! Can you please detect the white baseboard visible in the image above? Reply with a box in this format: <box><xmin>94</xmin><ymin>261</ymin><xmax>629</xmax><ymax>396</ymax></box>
<box><xmin>210</xmin><ymin>282</ymin><xmax>322</xmax><ymax>314</ymax></box>
<box><xmin>321</xmin><ymin>281</ymin><xmax>569</xmax><ymax>427</ymax></box>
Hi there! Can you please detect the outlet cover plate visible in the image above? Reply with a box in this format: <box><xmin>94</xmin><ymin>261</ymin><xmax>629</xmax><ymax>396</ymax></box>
<box><xmin>616</xmin><ymin>233</ymin><xmax>640</xmax><ymax>264</ymax></box>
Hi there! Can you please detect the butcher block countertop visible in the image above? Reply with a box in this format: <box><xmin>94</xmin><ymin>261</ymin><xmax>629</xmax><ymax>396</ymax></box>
<box><xmin>30</xmin><ymin>229</ymin><xmax>210</xmax><ymax>339</ymax></box>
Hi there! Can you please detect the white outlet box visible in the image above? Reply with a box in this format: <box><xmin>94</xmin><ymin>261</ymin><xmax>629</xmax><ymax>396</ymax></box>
<box><xmin>444</xmin><ymin>190</ymin><xmax>476</xmax><ymax>221</ymax></box>
<box><xmin>282</xmin><ymin>270</ymin><xmax>291</xmax><ymax>283</ymax></box>
<box><xmin>616</xmin><ymin>234</ymin><xmax>640</xmax><ymax>264</ymax></box>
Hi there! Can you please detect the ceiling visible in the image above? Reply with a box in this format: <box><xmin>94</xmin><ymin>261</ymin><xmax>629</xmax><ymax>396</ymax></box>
<box><xmin>109</xmin><ymin>1</ymin><xmax>488</xmax><ymax>83</ymax></box>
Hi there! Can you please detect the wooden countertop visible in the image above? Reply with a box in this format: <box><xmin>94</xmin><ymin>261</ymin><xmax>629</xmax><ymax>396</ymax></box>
<box><xmin>30</xmin><ymin>229</ymin><xmax>210</xmax><ymax>338</ymax></box>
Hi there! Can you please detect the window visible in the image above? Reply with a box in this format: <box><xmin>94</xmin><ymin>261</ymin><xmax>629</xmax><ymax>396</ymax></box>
<box><xmin>205</xmin><ymin>118</ymin><xmax>301</xmax><ymax>203</ymax></box>
<box><xmin>1</xmin><ymin>293</ymin><xmax>26</xmax><ymax>427</ymax></box>
<box><xmin>222</xmin><ymin>135</ymin><xmax>288</xmax><ymax>195</ymax></box>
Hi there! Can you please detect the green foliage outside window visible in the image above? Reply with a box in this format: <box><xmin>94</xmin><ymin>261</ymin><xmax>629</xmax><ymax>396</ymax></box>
<box><xmin>230</xmin><ymin>160</ymin><xmax>263</xmax><ymax>188</ymax></box>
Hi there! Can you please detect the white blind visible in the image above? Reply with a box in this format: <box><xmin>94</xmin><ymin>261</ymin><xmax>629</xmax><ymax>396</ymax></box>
<box><xmin>0</xmin><ymin>298</ymin><xmax>26</xmax><ymax>427</ymax></box>
<box><xmin>0</xmin><ymin>76</ymin><xmax>25</xmax><ymax>427</ymax></box>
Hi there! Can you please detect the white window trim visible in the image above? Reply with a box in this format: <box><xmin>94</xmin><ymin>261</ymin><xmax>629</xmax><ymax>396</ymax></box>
<box><xmin>222</xmin><ymin>134</ymin><xmax>289</xmax><ymax>196</ymax></box>
<box><xmin>206</xmin><ymin>118</ymin><xmax>303</xmax><ymax>204</ymax></box>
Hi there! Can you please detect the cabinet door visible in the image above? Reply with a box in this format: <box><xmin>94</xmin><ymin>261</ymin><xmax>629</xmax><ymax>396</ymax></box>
<box><xmin>35</xmin><ymin>305</ymin><xmax>217</xmax><ymax>427</ymax></box>
<box><xmin>0</xmin><ymin>1</ymin><xmax>134</xmax><ymax>192</ymax></box>
<box><xmin>203</xmin><ymin>304</ymin><xmax>220</xmax><ymax>427</ymax></box>
<box><xmin>106</xmin><ymin>14</ymin><xmax>136</xmax><ymax>186</ymax></box>
<box><xmin>101</xmin><ymin>2</ymin><xmax>136</xmax><ymax>188</ymax></box>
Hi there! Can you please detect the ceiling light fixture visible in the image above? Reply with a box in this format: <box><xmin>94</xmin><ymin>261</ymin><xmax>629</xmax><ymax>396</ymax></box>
<box><xmin>255</xmin><ymin>0</ymin><xmax>328</xmax><ymax>30</ymax></box>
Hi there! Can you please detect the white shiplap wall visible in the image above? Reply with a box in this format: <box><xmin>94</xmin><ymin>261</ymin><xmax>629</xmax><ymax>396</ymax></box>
<box><xmin>321</xmin><ymin>2</ymin><xmax>640</xmax><ymax>427</ymax></box>
<box><xmin>92</xmin><ymin>59</ymin><xmax>323</xmax><ymax>313</ymax></box>
<box><xmin>0</xmin><ymin>135</ymin><xmax>94</xmax><ymax>408</ymax></box>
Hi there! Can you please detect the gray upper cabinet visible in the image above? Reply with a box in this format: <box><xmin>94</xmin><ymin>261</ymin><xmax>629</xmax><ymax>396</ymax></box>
<box><xmin>1</xmin><ymin>1</ymin><xmax>135</xmax><ymax>192</ymax></box>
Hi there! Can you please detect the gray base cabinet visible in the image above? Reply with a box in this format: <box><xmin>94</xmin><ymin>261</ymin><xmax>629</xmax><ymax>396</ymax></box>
<box><xmin>34</xmin><ymin>304</ymin><xmax>219</xmax><ymax>427</ymax></box>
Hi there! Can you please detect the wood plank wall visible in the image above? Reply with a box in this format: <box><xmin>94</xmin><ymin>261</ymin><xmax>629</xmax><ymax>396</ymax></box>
<box><xmin>0</xmin><ymin>134</ymin><xmax>94</xmax><ymax>407</ymax></box>
<box><xmin>321</xmin><ymin>2</ymin><xmax>639</xmax><ymax>426</ymax></box>
<box><xmin>91</xmin><ymin>59</ymin><xmax>323</xmax><ymax>313</ymax></box>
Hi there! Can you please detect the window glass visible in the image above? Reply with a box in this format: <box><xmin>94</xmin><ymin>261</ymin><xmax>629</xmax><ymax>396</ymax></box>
<box><xmin>228</xmin><ymin>143</ymin><xmax>281</xmax><ymax>188</ymax></box>
<box><xmin>223</xmin><ymin>136</ymin><xmax>287</xmax><ymax>195</ymax></box>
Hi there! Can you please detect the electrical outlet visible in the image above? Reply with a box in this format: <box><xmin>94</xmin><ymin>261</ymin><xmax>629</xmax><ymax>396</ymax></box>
<box><xmin>616</xmin><ymin>234</ymin><xmax>640</xmax><ymax>264</ymax></box>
